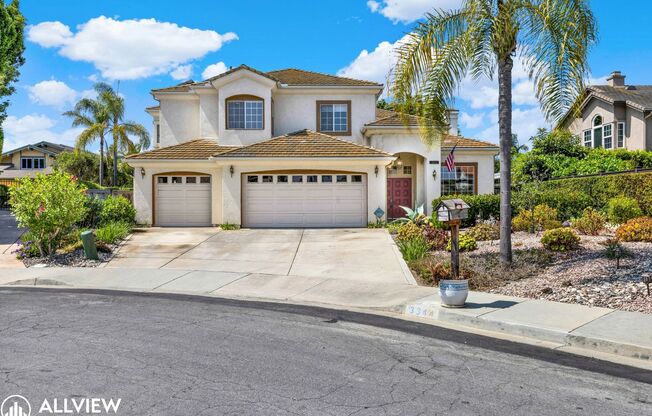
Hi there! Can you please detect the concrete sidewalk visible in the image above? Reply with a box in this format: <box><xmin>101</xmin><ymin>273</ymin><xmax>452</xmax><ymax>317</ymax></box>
<box><xmin>1</xmin><ymin>267</ymin><xmax>651</xmax><ymax>366</ymax></box>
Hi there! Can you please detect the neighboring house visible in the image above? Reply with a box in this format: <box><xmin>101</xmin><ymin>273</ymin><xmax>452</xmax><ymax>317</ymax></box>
<box><xmin>0</xmin><ymin>141</ymin><xmax>74</xmax><ymax>179</ymax></box>
<box><xmin>561</xmin><ymin>71</ymin><xmax>652</xmax><ymax>151</ymax></box>
<box><xmin>127</xmin><ymin>65</ymin><xmax>498</xmax><ymax>227</ymax></box>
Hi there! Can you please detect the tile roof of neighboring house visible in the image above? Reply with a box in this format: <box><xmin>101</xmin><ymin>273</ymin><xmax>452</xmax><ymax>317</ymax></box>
<box><xmin>125</xmin><ymin>139</ymin><xmax>238</xmax><ymax>160</ymax></box>
<box><xmin>266</xmin><ymin>68</ymin><xmax>382</xmax><ymax>87</ymax></box>
<box><xmin>151</xmin><ymin>80</ymin><xmax>198</xmax><ymax>93</ymax></box>
<box><xmin>586</xmin><ymin>85</ymin><xmax>652</xmax><ymax>111</ymax></box>
<box><xmin>441</xmin><ymin>136</ymin><xmax>498</xmax><ymax>149</ymax></box>
<box><xmin>214</xmin><ymin>130</ymin><xmax>392</xmax><ymax>158</ymax></box>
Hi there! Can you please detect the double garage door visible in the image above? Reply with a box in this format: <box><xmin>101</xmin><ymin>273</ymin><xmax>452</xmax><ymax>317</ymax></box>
<box><xmin>242</xmin><ymin>172</ymin><xmax>367</xmax><ymax>228</ymax></box>
<box><xmin>155</xmin><ymin>175</ymin><xmax>211</xmax><ymax>226</ymax></box>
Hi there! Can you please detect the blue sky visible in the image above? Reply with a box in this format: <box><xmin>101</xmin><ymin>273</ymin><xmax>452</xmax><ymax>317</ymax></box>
<box><xmin>4</xmin><ymin>0</ymin><xmax>652</xmax><ymax>152</ymax></box>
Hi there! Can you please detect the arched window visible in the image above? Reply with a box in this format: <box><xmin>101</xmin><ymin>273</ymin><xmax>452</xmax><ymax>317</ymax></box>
<box><xmin>593</xmin><ymin>115</ymin><xmax>603</xmax><ymax>127</ymax></box>
<box><xmin>226</xmin><ymin>95</ymin><xmax>264</xmax><ymax>130</ymax></box>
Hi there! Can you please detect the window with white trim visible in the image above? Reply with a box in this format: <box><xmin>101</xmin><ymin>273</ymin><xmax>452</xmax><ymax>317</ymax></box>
<box><xmin>227</xmin><ymin>99</ymin><xmax>263</xmax><ymax>129</ymax></box>
<box><xmin>21</xmin><ymin>157</ymin><xmax>45</xmax><ymax>169</ymax></box>
<box><xmin>583</xmin><ymin>130</ymin><xmax>592</xmax><ymax>147</ymax></box>
<box><xmin>603</xmin><ymin>124</ymin><xmax>613</xmax><ymax>149</ymax></box>
<box><xmin>617</xmin><ymin>122</ymin><xmax>625</xmax><ymax>148</ymax></box>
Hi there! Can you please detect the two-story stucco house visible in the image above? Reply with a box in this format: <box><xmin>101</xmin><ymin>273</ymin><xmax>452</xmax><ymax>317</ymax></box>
<box><xmin>0</xmin><ymin>141</ymin><xmax>74</xmax><ymax>180</ymax></box>
<box><xmin>561</xmin><ymin>71</ymin><xmax>652</xmax><ymax>151</ymax></box>
<box><xmin>127</xmin><ymin>65</ymin><xmax>498</xmax><ymax>227</ymax></box>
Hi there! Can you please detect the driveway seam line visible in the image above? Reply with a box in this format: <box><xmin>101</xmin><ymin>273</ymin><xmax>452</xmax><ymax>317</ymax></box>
<box><xmin>158</xmin><ymin>230</ymin><xmax>221</xmax><ymax>269</ymax></box>
<box><xmin>287</xmin><ymin>278</ymin><xmax>332</xmax><ymax>300</ymax></box>
<box><xmin>286</xmin><ymin>229</ymin><xmax>304</xmax><ymax>276</ymax></box>
<box><xmin>151</xmin><ymin>270</ymin><xmax>194</xmax><ymax>290</ymax></box>
<box><xmin>567</xmin><ymin>310</ymin><xmax>616</xmax><ymax>334</ymax></box>
<box><xmin>209</xmin><ymin>272</ymin><xmax>252</xmax><ymax>293</ymax></box>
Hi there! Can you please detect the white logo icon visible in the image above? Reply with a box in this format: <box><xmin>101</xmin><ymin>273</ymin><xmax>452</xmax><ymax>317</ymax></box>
<box><xmin>1</xmin><ymin>395</ymin><xmax>31</xmax><ymax>416</ymax></box>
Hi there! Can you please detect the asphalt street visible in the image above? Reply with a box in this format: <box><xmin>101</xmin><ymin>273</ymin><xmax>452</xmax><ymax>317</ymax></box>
<box><xmin>0</xmin><ymin>288</ymin><xmax>650</xmax><ymax>415</ymax></box>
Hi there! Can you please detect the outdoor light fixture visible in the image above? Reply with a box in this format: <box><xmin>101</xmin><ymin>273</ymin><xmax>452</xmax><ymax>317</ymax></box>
<box><xmin>374</xmin><ymin>165</ymin><xmax>379</xmax><ymax>177</ymax></box>
<box><xmin>230</xmin><ymin>165</ymin><xmax>234</xmax><ymax>177</ymax></box>
<box><xmin>396</xmin><ymin>156</ymin><xmax>403</xmax><ymax>166</ymax></box>
<box><xmin>140</xmin><ymin>167</ymin><xmax>145</xmax><ymax>178</ymax></box>
<box><xmin>432</xmin><ymin>169</ymin><xmax>437</xmax><ymax>180</ymax></box>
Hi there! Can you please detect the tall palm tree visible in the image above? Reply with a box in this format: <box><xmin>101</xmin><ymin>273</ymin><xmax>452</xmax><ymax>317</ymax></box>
<box><xmin>391</xmin><ymin>0</ymin><xmax>597</xmax><ymax>265</ymax></box>
<box><xmin>63</xmin><ymin>90</ymin><xmax>109</xmax><ymax>186</ymax></box>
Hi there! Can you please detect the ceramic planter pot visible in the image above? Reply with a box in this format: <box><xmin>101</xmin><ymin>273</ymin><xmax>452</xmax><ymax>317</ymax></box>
<box><xmin>439</xmin><ymin>279</ymin><xmax>469</xmax><ymax>308</ymax></box>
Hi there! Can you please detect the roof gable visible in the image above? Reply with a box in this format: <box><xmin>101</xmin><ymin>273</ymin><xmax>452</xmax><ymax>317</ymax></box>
<box><xmin>215</xmin><ymin>130</ymin><xmax>392</xmax><ymax>158</ymax></box>
<box><xmin>2</xmin><ymin>141</ymin><xmax>73</xmax><ymax>157</ymax></box>
<box><xmin>267</xmin><ymin>68</ymin><xmax>382</xmax><ymax>87</ymax></box>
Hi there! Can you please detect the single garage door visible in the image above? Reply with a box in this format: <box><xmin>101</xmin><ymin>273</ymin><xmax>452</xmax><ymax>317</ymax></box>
<box><xmin>242</xmin><ymin>173</ymin><xmax>367</xmax><ymax>228</ymax></box>
<box><xmin>156</xmin><ymin>175</ymin><xmax>211</xmax><ymax>226</ymax></box>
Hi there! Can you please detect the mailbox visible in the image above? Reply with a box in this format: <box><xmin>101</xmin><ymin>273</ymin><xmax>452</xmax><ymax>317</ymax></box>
<box><xmin>436</xmin><ymin>199</ymin><xmax>470</xmax><ymax>222</ymax></box>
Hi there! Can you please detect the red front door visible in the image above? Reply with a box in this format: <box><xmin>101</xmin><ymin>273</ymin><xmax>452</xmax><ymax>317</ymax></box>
<box><xmin>387</xmin><ymin>178</ymin><xmax>412</xmax><ymax>219</ymax></box>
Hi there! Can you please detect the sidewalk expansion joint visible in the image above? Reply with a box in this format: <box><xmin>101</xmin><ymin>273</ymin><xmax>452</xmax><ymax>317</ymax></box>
<box><xmin>151</xmin><ymin>270</ymin><xmax>194</xmax><ymax>291</ymax></box>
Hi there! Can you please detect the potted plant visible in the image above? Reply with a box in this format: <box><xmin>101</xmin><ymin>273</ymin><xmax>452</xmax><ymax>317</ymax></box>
<box><xmin>438</xmin><ymin>277</ymin><xmax>469</xmax><ymax>308</ymax></box>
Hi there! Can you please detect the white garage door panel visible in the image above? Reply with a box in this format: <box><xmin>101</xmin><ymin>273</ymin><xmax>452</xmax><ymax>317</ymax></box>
<box><xmin>156</xmin><ymin>176</ymin><xmax>211</xmax><ymax>226</ymax></box>
<box><xmin>242</xmin><ymin>173</ymin><xmax>367</xmax><ymax>228</ymax></box>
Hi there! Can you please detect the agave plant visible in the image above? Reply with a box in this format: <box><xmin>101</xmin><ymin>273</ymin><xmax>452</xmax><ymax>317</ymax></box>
<box><xmin>394</xmin><ymin>204</ymin><xmax>427</xmax><ymax>225</ymax></box>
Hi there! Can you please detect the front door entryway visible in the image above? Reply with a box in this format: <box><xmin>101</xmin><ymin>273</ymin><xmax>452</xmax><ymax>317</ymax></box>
<box><xmin>387</xmin><ymin>178</ymin><xmax>412</xmax><ymax>219</ymax></box>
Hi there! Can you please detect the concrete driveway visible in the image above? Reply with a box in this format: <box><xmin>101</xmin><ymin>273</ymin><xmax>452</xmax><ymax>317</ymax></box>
<box><xmin>108</xmin><ymin>228</ymin><xmax>414</xmax><ymax>285</ymax></box>
<box><xmin>0</xmin><ymin>210</ymin><xmax>25</xmax><ymax>268</ymax></box>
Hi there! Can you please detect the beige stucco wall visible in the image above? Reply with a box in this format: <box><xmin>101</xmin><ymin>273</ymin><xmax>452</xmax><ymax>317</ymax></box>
<box><xmin>159</xmin><ymin>96</ymin><xmax>200</xmax><ymax>147</ymax></box>
<box><xmin>567</xmin><ymin>98</ymin><xmax>649</xmax><ymax>150</ymax></box>
<box><xmin>197</xmin><ymin>90</ymin><xmax>219</xmax><ymax>140</ymax></box>
<box><xmin>273</xmin><ymin>90</ymin><xmax>377</xmax><ymax>145</ymax></box>
<box><xmin>443</xmin><ymin>151</ymin><xmax>496</xmax><ymax>196</ymax></box>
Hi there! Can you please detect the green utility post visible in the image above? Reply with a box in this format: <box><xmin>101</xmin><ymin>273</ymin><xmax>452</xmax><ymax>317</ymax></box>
<box><xmin>80</xmin><ymin>230</ymin><xmax>99</xmax><ymax>260</ymax></box>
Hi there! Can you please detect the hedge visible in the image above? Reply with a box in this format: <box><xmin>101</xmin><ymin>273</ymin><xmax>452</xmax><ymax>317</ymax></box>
<box><xmin>432</xmin><ymin>194</ymin><xmax>502</xmax><ymax>226</ymax></box>
<box><xmin>539</xmin><ymin>171</ymin><xmax>652</xmax><ymax>217</ymax></box>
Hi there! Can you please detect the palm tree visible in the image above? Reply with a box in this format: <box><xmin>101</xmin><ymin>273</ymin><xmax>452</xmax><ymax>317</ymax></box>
<box><xmin>391</xmin><ymin>0</ymin><xmax>597</xmax><ymax>265</ymax></box>
<box><xmin>63</xmin><ymin>90</ymin><xmax>109</xmax><ymax>186</ymax></box>
<box><xmin>95</xmin><ymin>84</ymin><xmax>150</xmax><ymax>186</ymax></box>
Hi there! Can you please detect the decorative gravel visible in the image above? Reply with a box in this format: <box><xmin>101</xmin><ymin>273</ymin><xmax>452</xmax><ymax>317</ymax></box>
<box><xmin>483</xmin><ymin>232</ymin><xmax>652</xmax><ymax>314</ymax></box>
<box><xmin>23</xmin><ymin>247</ymin><xmax>116</xmax><ymax>268</ymax></box>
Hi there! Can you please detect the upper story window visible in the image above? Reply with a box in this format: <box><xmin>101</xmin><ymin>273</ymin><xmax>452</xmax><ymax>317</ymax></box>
<box><xmin>226</xmin><ymin>95</ymin><xmax>264</xmax><ymax>130</ymax></box>
<box><xmin>317</xmin><ymin>101</ymin><xmax>351</xmax><ymax>135</ymax></box>
<box><xmin>21</xmin><ymin>157</ymin><xmax>45</xmax><ymax>170</ymax></box>
<box><xmin>585</xmin><ymin>114</ymin><xmax>622</xmax><ymax>149</ymax></box>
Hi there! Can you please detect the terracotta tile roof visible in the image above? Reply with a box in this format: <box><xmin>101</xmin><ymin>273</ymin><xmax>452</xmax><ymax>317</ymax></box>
<box><xmin>126</xmin><ymin>139</ymin><xmax>238</xmax><ymax>160</ymax></box>
<box><xmin>441</xmin><ymin>136</ymin><xmax>498</xmax><ymax>149</ymax></box>
<box><xmin>215</xmin><ymin>130</ymin><xmax>392</xmax><ymax>158</ymax></box>
<box><xmin>151</xmin><ymin>80</ymin><xmax>198</xmax><ymax>93</ymax></box>
<box><xmin>266</xmin><ymin>68</ymin><xmax>382</xmax><ymax>87</ymax></box>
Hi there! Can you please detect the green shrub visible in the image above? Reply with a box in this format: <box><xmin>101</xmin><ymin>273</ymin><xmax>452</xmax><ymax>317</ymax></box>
<box><xmin>396</xmin><ymin>222</ymin><xmax>422</xmax><ymax>242</ymax></box>
<box><xmin>421</xmin><ymin>225</ymin><xmax>448</xmax><ymax>250</ymax></box>
<box><xmin>572</xmin><ymin>208</ymin><xmax>606</xmax><ymax>236</ymax></box>
<box><xmin>465</xmin><ymin>223</ymin><xmax>500</xmax><ymax>241</ymax></box>
<box><xmin>386</xmin><ymin>222</ymin><xmax>401</xmax><ymax>235</ymax></box>
<box><xmin>78</xmin><ymin>196</ymin><xmax>105</xmax><ymax>228</ymax></box>
<box><xmin>446</xmin><ymin>234</ymin><xmax>478</xmax><ymax>252</ymax></box>
<box><xmin>606</xmin><ymin>196</ymin><xmax>643</xmax><ymax>224</ymax></box>
<box><xmin>512</xmin><ymin>204</ymin><xmax>561</xmax><ymax>233</ymax></box>
<box><xmin>100</xmin><ymin>196</ymin><xmax>135</xmax><ymax>225</ymax></box>
<box><xmin>95</xmin><ymin>221</ymin><xmax>131</xmax><ymax>244</ymax></box>
<box><xmin>9</xmin><ymin>172</ymin><xmax>87</xmax><ymax>256</ymax></box>
<box><xmin>0</xmin><ymin>184</ymin><xmax>9</xmax><ymax>207</ymax></box>
<box><xmin>14</xmin><ymin>232</ymin><xmax>40</xmax><ymax>259</ymax></box>
<box><xmin>219</xmin><ymin>223</ymin><xmax>240</xmax><ymax>230</ymax></box>
<box><xmin>615</xmin><ymin>217</ymin><xmax>652</xmax><ymax>242</ymax></box>
<box><xmin>432</xmin><ymin>194</ymin><xmax>501</xmax><ymax>226</ymax></box>
<box><xmin>397</xmin><ymin>236</ymin><xmax>429</xmax><ymax>261</ymax></box>
<box><xmin>540</xmin><ymin>228</ymin><xmax>580</xmax><ymax>251</ymax></box>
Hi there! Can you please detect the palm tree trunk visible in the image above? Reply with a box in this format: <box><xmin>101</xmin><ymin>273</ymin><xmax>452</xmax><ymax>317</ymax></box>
<box><xmin>99</xmin><ymin>134</ymin><xmax>104</xmax><ymax>187</ymax></box>
<box><xmin>113</xmin><ymin>136</ymin><xmax>118</xmax><ymax>187</ymax></box>
<box><xmin>498</xmin><ymin>56</ymin><xmax>513</xmax><ymax>265</ymax></box>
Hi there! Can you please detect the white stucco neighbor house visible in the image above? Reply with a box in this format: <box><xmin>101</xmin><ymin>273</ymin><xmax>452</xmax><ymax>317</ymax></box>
<box><xmin>127</xmin><ymin>65</ymin><xmax>498</xmax><ymax>227</ymax></box>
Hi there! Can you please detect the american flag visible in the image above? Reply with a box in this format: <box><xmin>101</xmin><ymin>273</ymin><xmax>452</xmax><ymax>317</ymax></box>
<box><xmin>445</xmin><ymin>144</ymin><xmax>457</xmax><ymax>172</ymax></box>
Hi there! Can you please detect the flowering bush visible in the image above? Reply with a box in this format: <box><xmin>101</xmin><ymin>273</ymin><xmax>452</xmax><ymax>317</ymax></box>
<box><xmin>572</xmin><ymin>208</ymin><xmax>606</xmax><ymax>236</ymax></box>
<box><xmin>396</xmin><ymin>222</ymin><xmax>422</xmax><ymax>242</ymax></box>
<box><xmin>9</xmin><ymin>172</ymin><xmax>87</xmax><ymax>256</ymax></box>
<box><xmin>446</xmin><ymin>234</ymin><xmax>478</xmax><ymax>252</ymax></box>
<box><xmin>465</xmin><ymin>223</ymin><xmax>500</xmax><ymax>241</ymax></box>
<box><xmin>540</xmin><ymin>228</ymin><xmax>580</xmax><ymax>252</ymax></box>
<box><xmin>615</xmin><ymin>217</ymin><xmax>652</xmax><ymax>242</ymax></box>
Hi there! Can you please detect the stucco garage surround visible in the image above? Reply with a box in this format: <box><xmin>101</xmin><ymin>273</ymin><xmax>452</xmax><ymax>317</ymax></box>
<box><xmin>131</xmin><ymin>158</ymin><xmax>392</xmax><ymax>227</ymax></box>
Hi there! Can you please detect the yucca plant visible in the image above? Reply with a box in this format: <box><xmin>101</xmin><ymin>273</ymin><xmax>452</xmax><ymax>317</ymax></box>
<box><xmin>391</xmin><ymin>0</ymin><xmax>597</xmax><ymax>265</ymax></box>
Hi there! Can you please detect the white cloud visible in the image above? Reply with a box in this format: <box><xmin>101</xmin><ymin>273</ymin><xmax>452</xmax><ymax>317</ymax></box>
<box><xmin>170</xmin><ymin>64</ymin><xmax>193</xmax><ymax>80</ymax></box>
<box><xmin>2</xmin><ymin>114</ymin><xmax>83</xmax><ymax>150</ymax></box>
<box><xmin>460</xmin><ymin>112</ymin><xmax>484</xmax><ymax>129</ymax></box>
<box><xmin>478</xmin><ymin>107</ymin><xmax>549</xmax><ymax>143</ymax></box>
<box><xmin>27</xmin><ymin>80</ymin><xmax>78</xmax><ymax>109</ymax></box>
<box><xmin>28</xmin><ymin>16</ymin><xmax>238</xmax><ymax>80</ymax></box>
<box><xmin>337</xmin><ymin>35</ymin><xmax>409</xmax><ymax>95</ymax></box>
<box><xmin>367</xmin><ymin>0</ymin><xmax>464</xmax><ymax>24</ymax></box>
<box><xmin>202</xmin><ymin>62</ymin><xmax>229</xmax><ymax>80</ymax></box>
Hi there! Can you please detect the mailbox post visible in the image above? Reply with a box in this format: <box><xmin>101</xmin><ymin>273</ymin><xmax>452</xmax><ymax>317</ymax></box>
<box><xmin>436</xmin><ymin>199</ymin><xmax>470</xmax><ymax>280</ymax></box>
